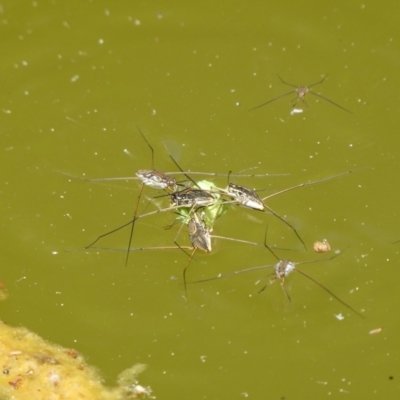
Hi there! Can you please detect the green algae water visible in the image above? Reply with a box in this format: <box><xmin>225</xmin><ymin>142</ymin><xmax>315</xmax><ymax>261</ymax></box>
<box><xmin>1</xmin><ymin>1</ymin><xmax>400</xmax><ymax>398</ymax></box>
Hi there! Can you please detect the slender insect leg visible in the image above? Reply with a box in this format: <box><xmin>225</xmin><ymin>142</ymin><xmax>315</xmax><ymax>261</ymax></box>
<box><xmin>124</xmin><ymin>182</ymin><xmax>145</xmax><ymax>267</ymax></box>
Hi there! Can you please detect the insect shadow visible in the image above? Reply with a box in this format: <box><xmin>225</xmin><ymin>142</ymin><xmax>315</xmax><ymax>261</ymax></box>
<box><xmin>249</xmin><ymin>75</ymin><xmax>352</xmax><ymax>113</ymax></box>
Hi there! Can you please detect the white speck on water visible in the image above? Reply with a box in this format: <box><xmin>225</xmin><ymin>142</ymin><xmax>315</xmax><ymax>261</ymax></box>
<box><xmin>290</xmin><ymin>108</ymin><xmax>303</xmax><ymax>115</ymax></box>
<box><xmin>369</xmin><ymin>328</ymin><xmax>382</xmax><ymax>335</ymax></box>
<box><xmin>335</xmin><ymin>313</ymin><xmax>345</xmax><ymax>321</ymax></box>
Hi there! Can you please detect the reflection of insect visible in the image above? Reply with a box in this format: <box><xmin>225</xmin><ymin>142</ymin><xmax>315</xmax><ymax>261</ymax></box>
<box><xmin>249</xmin><ymin>75</ymin><xmax>352</xmax><ymax>113</ymax></box>
<box><xmin>189</xmin><ymin>235</ymin><xmax>364</xmax><ymax>318</ymax></box>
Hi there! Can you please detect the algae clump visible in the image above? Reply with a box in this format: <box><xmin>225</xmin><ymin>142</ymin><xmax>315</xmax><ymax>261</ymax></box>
<box><xmin>0</xmin><ymin>321</ymin><xmax>152</xmax><ymax>399</ymax></box>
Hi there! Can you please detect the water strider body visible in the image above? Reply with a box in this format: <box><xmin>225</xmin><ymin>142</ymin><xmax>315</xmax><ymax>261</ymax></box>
<box><xmin>225</xmin><ymin>182</ymin><xmax>265</xmax><ymax>211</ymax></box>
<box><xmin>135</xmin><ymin>169</ymin><xmax>177</xmax><ymax>192</ymax></box>
<box><xmin>249</xmin><ymin>75</ymin><xmax>352</xmax><ymax>113</ymax></box>
<box><xmin>182</xmin><ymin>212</ymin><xmax>213</xmax><ymax>297</ymax></box>
<box><xmin>171</xmin><ymin>187</ymin><xmax>217</xmax><ymax>208</ymax></box>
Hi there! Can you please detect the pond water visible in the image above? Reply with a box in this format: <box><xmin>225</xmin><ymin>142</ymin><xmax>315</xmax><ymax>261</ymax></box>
<box><xmin>2</xmin><ymin>1</ymin><xmax>400</xmax><ymax>398</ymax></box>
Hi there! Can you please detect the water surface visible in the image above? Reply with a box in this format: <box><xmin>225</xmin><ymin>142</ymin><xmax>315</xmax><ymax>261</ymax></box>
<box><xmin>1</xmin><ymin>1</ymin><xmax>399</xmax><ymax>398</ymax></box>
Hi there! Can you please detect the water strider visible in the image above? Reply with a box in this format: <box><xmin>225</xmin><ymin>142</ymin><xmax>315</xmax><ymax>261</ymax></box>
<box><xmin>249</xmin><ymin>75</ymin><xmax>352</xmax><ymax>113</ymax></box>
<box><xmin>214</xmin><ymin>170</ymin><xmax>265</xmax><ymax>211</ymax></box>
<box><xmin>135</xmin><ymin>127</ymin><xmax>178</xmax><ymax>191</ymax></box>
<box><xmin>167</xmin><ymin>211</ymin><xmax>274</xmax><ymax>297</ymax></box>
<box><xmin>82</xmin><ymin>128</ymin><xmax>188</xmax><ymax>265</ymax></box>
<box><xmin>226</xmin><ymin>183</ymin><xmax>264</xmax><ymax>210</ymax></box>
<box><xmin>119</xmin><ymin>133</ymin><xmax>227</xmax><ymax>267</ymax></box>
<box><xmin>79</xmin><ymin>130</ymin><xmax>221</xmax><ymax>265</ymax></box>
<box><xmin>123</xmin><ymin>127</ymin><xmax>181</xmax><ymax>267</ymax></box>
<box><xmin>147</xmin><ymin>157</ymin><xmax>227</xmax><ymax>294</ymax></box>
<box><xmin>211</xmin><ymin>172</ymin><xmax>306</xmax><ymax>247</ymax></box>
<box><xmin>181</xmin><ymin>211</ymin><xmax>215</xmax><ymax>297</ymax></box>
<box><xmin>188</xmin><ymin>233</ymin><xmax>364</xmax><ymax>318</ymax></box>
<box><xmin>84</xmin><ymin>169</ymin><xmax>357</xmax><ymax>264</ymax></box>
<box><xmin>215</xmin><ymin>170</ymin><xmax>356</xmax><ymax>251</ymax></box>
<box><xmin>139</xmin><ymin>142</ymin><xmax>226</xmax><ymax>260</ymax></box>
<box><xmin>170</xmin><ymin>187</ymin><xmax>217</xmax><ymax>207</ymax></box>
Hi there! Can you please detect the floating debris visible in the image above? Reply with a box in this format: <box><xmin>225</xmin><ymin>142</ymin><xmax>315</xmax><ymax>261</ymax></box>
<box><xmin>313</xmin><ymin>239</ymin><xmax>331</xmax><ymax>253</ymax></box>
<box><xmin>369</xmin><ymin>328</ymin><xmax>382</xmax><ymax>335</ymax></box>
